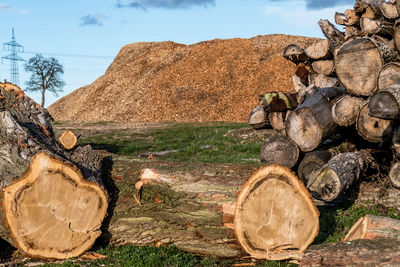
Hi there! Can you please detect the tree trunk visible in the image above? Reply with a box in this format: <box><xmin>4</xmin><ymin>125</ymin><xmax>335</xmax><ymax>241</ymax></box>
<box><xmin>0</xmin><ymin>87</ymin><xmax>108</xmax><ymax>259</ymax></box>
<box><xmin>298</xmin><ymin>150</ymin><xmax>332</xmax><ymax>185</ymax></box>
<box><xmin>331</xmin><ymin>95</ymin><xmax>365</xmax><ymax>127</ymax></box>
<box><xmin>311</xmin><ymin>60</ymin><xmax>334</xmax><ymax>76</ymax></box>
<box><xmin>41</xmin><ymin>88</ymin><xmax>46</xmax><ymax>107</ymax></box>
<box><xmin>260</xmin><ymin>134</ymin><xmax>300</xmax><ymax>168</ymax></box>
<box><xmin>318</xmin><ymin>19</ymin><xmax>345</xmax><ymax>52</ymax></box>
<box><xmin>307</xmin><ymin>150</ymin><xmax>373</xmax><ymax>202</ymax></box>
<box><xmin>344</xmin><ymin>215</ymin><xmax>400</xmax><ymax>241</ymax></box>
<box><xmin>382</xmin><ymin>0</ymin><xmax>399</xmax><ymax>19</ymax></box>
<box><xmin>268</xmin><ymin>111</ymin><xmax>286</xmax><ymax>134</ymax></box>
<box><xmin>299</xmin><ymin>238</ymin><xmax>400</xmax><ymax>267</ymax></box>
<box><xmin>305</xmin><ymin>39</ymin><xmax>332</xmax><ymax>60</ymax></box>
<box><xmin>234</xmin><ymin>165</ymin><xmax>319</xmax><ymax>260</ymax></box>
<box><xmin>360</xmin><ymin>17</ymin><xmax>394</xmax><ymax>37</ymax></box>
<box><xmin>58</xmin><ymin>130</ymin><xmax>78</xmax><ymax>150</ymax></box>
<box><xmin>368</xmin><ymin>85</ymin><xmax>400</xmax><ymax>119</ymax></box>
<box><xmin>389</xmin><ymin>161</ymin><xmax>400</xmax><ymax>189</ymax></box>
<box><xmin>356</xmin><ymin>102</ymin><xmax>393</xmax><ymax>142</ymax></box>
<box><xmin>335</xmin><ymin>38</ymin><xmax>383</xmax><ymax>96</ymax></box>
<box><xmin>283</xmin><ymin>44</ymin><xmax>309</xmax><ymax>64</ymax></box>
<box><xmin>248</xmin><ymin>106</ymin><xmax>269</xmax><ymax>130</ymax></box>
<box><xmin>378</xmin><ymin>62</ymin><xmax>400</xmax><ymax>90</ymax></box>
<box><xmin>286</xmin><ymin>89</ymin><xmax>339</xmax><ymax>152</ymax></box>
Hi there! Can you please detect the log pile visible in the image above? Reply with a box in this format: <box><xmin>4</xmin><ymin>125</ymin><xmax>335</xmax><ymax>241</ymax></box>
<box><xmin>0</xmin><ymin>84</ymin><xmax>108</xmax><ymax>259</ymax></box>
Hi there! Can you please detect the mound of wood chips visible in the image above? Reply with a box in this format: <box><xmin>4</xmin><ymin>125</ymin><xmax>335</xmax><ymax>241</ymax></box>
<box><xmin>48</xmin><ymin>34</ymin><xmax>319</xmax><ymax>122</ymax></box>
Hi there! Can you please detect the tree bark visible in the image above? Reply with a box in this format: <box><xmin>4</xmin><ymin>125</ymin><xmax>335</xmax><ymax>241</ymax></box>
<box><xmin>0</xmin><ymin>86</ymin><xmax>108</xmax><ymax>259</ymax></box>
<box><xmin>356</xmin><ymin>102</ymin><xmax>393</xmax><ymax>142</ymax></box>
<box><xmin>344</xmin><ymin>215</ymin><xmax>400</xmax><ymax>242</ymax></box>
<box><xmin>307</xmin><ymin>150</ymin><xmax>373</xmax><ymax>202</ymax></box>
<box><xmin>331</xmin><ymin>95</ymin><xmax>365</xmax><ymax>127</ymax></box>
<box><xmin>260</xmin><ymin>134</ymin><xmax>300</xmax><ymax>168</ymax></box>
<box><xmin>389</xmin><ymin>161</ymin><xmax>400</xmax><ymax>189</ymax></box>
<box><xmin>248</xmin><ymin>106</ymin><xmax>269</xmax><ymax>130</ymax></box>
<box><xmin>368</xmin><ymin>85</ymin><xmax>400</xmax><ymax>119</ymax></box>
<box><xmin>335</xmin><ymin>38</ymin><xmax>383</xmax><ymax>96</ymax></box>
<box><xmin>298</xmin><ymin>150</ymin><xmax>332</xmax><ymax>185</ymax></box>
<box><xmin>311</xmin><ymin>60</ymin><xmax>334</xmax><ymax>76</ymax></box>
<box><xmin>305</xmin><ymin>39</ymin><xmax>332</xmax><ymax>60</ymax></box>
<box><xmin>282</xmin><ymin>44</ymin><xmax>309</xmax><ymax>64</ymax></box>
<box><xmin>299</xmin><ymin>238</ymin><xmax>400</xmax><ymax>267</ymax></box>
<box><xmin>235</xmin><ymin>165</ymin><xmax>319</xmax><ymax>260</ymax></box>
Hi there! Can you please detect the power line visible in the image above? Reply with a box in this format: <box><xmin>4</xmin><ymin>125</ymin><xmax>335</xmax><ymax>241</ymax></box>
<box><xmin>22</xmin><ymin>51</ymin><xmax>114</xmax><ymax>59</ymax></box>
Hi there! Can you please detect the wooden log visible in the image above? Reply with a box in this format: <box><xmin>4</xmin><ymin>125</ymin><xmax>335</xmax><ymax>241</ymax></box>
<box><xmin>298</xmin><ymin>150</ymin><xmax>332</xmax><ymax>185</ymax></box>
<box><xmin>368</xmin><ymin>85</ymin><xmax>400</xmax><ymax>119</ymax></box>
<box><xmin>344</xmin><ymin>215</ymin><xmax>400</xmax><ymax>241</ymax></box>
<box><xmin>0</xmin><ymin>81</ymin><xmax>24</xmax><ymax>97</ymax></box>
<box><xmin>308</xmin><ymin>74</ymin><xmax>338</xmax><ymax>88</ymax></box>
<box><xmin>295</xmin><ymin>63</ymin><xmax>311</xmax><ymax>84</ymax></box>
<box><xmin>392</xmin><ymin>126</ymin><xmax>400</xmax><ymax>155</ymax></box>
<box><xmin>345</xmin><ymin>26</ymin><xmax>365</xmax><ymax>40</ymax></box>
<box><xmin>311</xmin><ymin>60</ymin><xmax>334</xmax><ymax>76</ymax></box>
<box><xmin>282</xmin><ymin>44</ymin><xmax>309</xmax><ymax>64</ymax></box>
<box><xmin>58</xmin><ymin>130</ymin><xmax>78</xmax><ymax>150</ymax></box>
<box><xmin>268</xmin><ymin>111</ymin><xmax>286</xmax><ymax>134</ymax></box>
<box><xmin>335</xmin><ymin>38</ymin><xmax>383</xmax><ymax>96</ymax></box>
<box><xmin>344</xmin><ymin>9</ymin><xmax>360</xmax><ymax>26</ymax></box>
<box><xmin>395</xmin><ymin>19</ymin><xmax>400</xmax><ymax>52</ymax></box>
<box><xmin>318</xmin><ymin>19</ymin><xmax>345</xmax><ymax>52</ymax></box>
<box><xmin>382</xmin><ymin>0</ymin><xmax>399</xmax><ymax>19</ymax></box>
<box><xmin>285</xmin><ymin>88</ymin><xmax>340</xmax><ymax>152</ymax></box>
<box><xmin>259</xmin><ymin>92</ymin><xmax>298</xmax><ymax>113</ymax></box>
<box><xmin>260</xmin><ymin>134</ymin><xmax>299</xmax><ymax>168</ymax></box>
<box><xmin>334</xmin><ymin>12</ymin><xmax>348</xmax><ymax>25</ymax></box>
<box><xmin>0</xmin><ymin>87</ymin><xmax>108</xmax><ymax>259</ymax></box>
<box><xmin>332</xmin><ymin>95</ymin><xmax>366</xmax><ymax>127</ymax></box>
<box><xmin>356</xmin><ymin>102</ymin><xmax>394</xmax><ymax>142</ymax></box>
<box><xmin>307</xmin><ymin>150</ymin><xmax>373</xmax><ymax>202</ymax></box>
<box><xmin>234</xmin><ymin>165</ymin><xmax>319</xmax><ymax>260</ymax></box>
<box><xmin>362</xmin><ymin>4</ymin><xmax>383</xmax><ymax>19</ymax></box>
<box><xmin>360</xmin><ymin>17</ymin><xmax>394</xmax><ymax>37</ymax></box>
<box><xmin>292</xmin><ymin>75</ymin><xmax>307</xmax><ymax>96</ymax></box>
<box><xmin>354</xmin><ymin>0</ymin><xmax>381</xmax><ymax>13</ymax></box>
<box><xmin>389</xmin><ymin>161</ymin><xmax>400</xmax><ymax>189</ymax></box>
<box><xmin>378</xmin><ymin>62</ymin><xmax>400</xmax><ymax>90</ymax></box>
<box><xmin>248</xmin><ymin>106</ymin><xmax>269</xmax><ymax>130</ymax></box>
<box><xmin>299</xmin><ymin>238</ymin><xmax>400</xmax><ymax>267</ymax></box>
<box><xmin>305</xmin><ymin>39</ymin><xmax>332</xmax><ymax>60</ymax></box>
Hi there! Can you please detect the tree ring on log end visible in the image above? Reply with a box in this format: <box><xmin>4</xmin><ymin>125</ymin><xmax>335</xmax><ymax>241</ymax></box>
<box><xmin>234</xmin><ymin>165</ymin><xmax>319</xmax><ymax>260</ymax></box>
<box><xmin>58</xmin><ymin>130</ymin><xmax>78</xmax><ymax>150</ymax></box>
<box><xmin>1</xmin><ymin>152</ymin><xmax>108</xmax><ymax>259</ymax></box>
<box><xmin>356</xmin><ymin>103</ymin><xmax>393</xmax><ymax>142</ymax></box>
<box><xmin>307</xmin><ymin>168</ymin><xmax>340</xmax><ymax>202</ymax></box>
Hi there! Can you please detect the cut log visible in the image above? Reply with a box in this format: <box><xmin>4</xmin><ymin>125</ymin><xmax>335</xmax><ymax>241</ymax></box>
<box><xmin>334</xmin><ymin>12</ymin><xmax>348</xmax><ymax>25</ymax></box>
<box><xmin>332</xmin><ymin>95</ymin><xmax>366</xmax><ymax>127</ymax></box>
<box><xmin>335</xmin><ymin>38</ymin><xmax>383</xmax><ymax>96</ymax></box>
<box><xmin>307</xmin><ymin>150</ymin><xmax>373</xmax><ymax>202</ymax></box>
<box><xmin>392</xmin><ymin>126</ymin><xmax>400</xmax><ymax>155</ymax></box>
<box><xmin>248</xmin><ymin>106</ymin><xmax>268</xmax><ymax>130</ymax></box>
<box><xmin>299</xmin><ymin>238</ymin><xmax>400</xmax><ymax>267</ymax></box>
<box><xmin>234</xmin><ymin>165</ymin><xmax>319</xmax><ymax>260</ymax></box>
<box><xmin>354</xmin><ymin>0</ymin><xmax>382</xmax><ymax>14</ymax></box>
<box><xmin>286</xmin><ymin>89</ymin><xmax>340</xmax><ymax>152</ymax></box>
<box><xmin>360</xmin><ymin>17</ymin><xmax>394</xmax><ymax>37</ymax></box>
<box><xmin>389</xmin><ymin>161</ymin><xmax>400</xmax><ymax>189</ymax></box>
<box><xmin>305</xmin><ymin>39</ymin><xmax>332</xmax><ymax>60</ymax></box>
<box><xmin>382</xmin><ymin>0</ymin><xmax>399</xmax><ymax>19</ymax></box>
<box><xmin>345</xmin><ymin>26</ymin><xmax>365</xmax><ymax>40</ymax></box>
<box><xmin>308</xmin><ymin>74</ymin><xmax>338</xmax><ymax>88</ymax></box>
<box><xmin>395</xmin><ymin>19</ymin><xmax>400</xmax><ymax>52</ymax></box>
<box><xmin>298</xmin><ymin>150</ymin><xmax>332</xmax><ymax>185</ymax></box>
<box><xmin>268</xmin><ymin>111</ymin><xmax>286</xmax><ymax>134</ymax></box>
<box><xmin>344</xmin><ymin>215</ymin><xmax>400</xmax><ymax>241</ymax></box>
<box><xmin>259</xmin><ymin>92</ymin><xmax>298</xmax><ymax>113</ymax></box>
<box><xmin>356</xmin><ymin>102</ymin><xmax>393</xmax><ymax>142</ymax></box>
<box><xmin>368</xmin><ymin>85</ymin><xmax>400</xmax><ymax>119</ymax></box>
<box><xmin>344</xmin><ymin>9</ymin><xmax>360</xmax><ymax>26</ymax></box>
<box><xmin>260</xmin><ymin>134</ymin><xmax>299</xmax><ymax>168</ymax></box>
<box><xmin>362</xmin><ymin>4</ymin><xmax>383</xmax><ymax>19</ymax></box>
<box><xmin>292</xmin><ymin>75</ymin><xmax>307</xmax><ymax>96</ymax></box>
<box><xmin>0</xmin><ymin>87</ymin><xmax>108</xmax><ymax>259</ymax></box>
<box><xmin>58</xmin><ymin>130</ymin><xmax>78</xmax><ymax>150</ymax></box>
<box><xmin>318</xmin><ymin>19</ymin><xmax>345</xmax><ymax>52</ymax></box>
<box><xmin>282</xmin><ymin>44</ymin><xmax>309</xmax><ymax>64</ymax></box>
<box><xmin>0</xmin><ymin>81</ymin><xmax>24</xmax><ymax>97</ymax></box>
<box><xmin>294</xmin><ymin>63</ymin><xmax>311</xmax><ymax>84</ymax></box>
<box><xmin>311</xmin><ymin>60</ymin><xmax>334</xmax><ymax>76</ymax></box>
<box><xmin>378</xmin><ymin>62</ymin><xmax>400</xmax><ymax>90</ymax></box>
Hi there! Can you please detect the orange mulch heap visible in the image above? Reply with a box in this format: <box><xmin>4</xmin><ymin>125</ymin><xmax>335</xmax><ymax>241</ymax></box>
<box><xmin>48</xmin><ymin>34</ymin><xmax>319</xmax><ymax>122</ymax></box>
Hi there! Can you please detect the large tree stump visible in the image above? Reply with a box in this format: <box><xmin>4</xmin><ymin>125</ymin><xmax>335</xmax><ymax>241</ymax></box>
<box><xmin>234</xmin><ymin>165</ymin><xmax>319</xmax><ymax>260</ymax></box>
<box><xmin>0</xmin><ymin>86</ymin><xmax>108</xmax><ymax>259</ymax></box>
<box><xmin>307</xmin><ymin>150</ymin><xmax>373</xmax><ymax>202</ymax></box>
<box><xmin>344</xmin><ymin>215</ymin><xmax>400</xmax><ymax>242</ymax></box>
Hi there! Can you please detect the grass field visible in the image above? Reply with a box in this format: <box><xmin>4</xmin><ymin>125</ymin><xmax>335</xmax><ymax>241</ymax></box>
<box><xmin>1</xmin><ymin>121</ymin><xmax>399</xmax><ymax>266</ymax></box>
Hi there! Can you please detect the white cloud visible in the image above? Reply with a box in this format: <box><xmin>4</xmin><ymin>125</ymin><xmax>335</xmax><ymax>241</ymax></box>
<box><xmin>0</xmin><ymin>3</ymin><xmax>11</xmax><ymax>13</ymax></box>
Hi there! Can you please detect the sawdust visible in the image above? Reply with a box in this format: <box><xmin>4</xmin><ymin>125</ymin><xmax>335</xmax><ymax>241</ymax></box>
<box><xmin>48</xmin><ymin>34</ymin><xmax>319</xmax><ymax>122</ymax></box>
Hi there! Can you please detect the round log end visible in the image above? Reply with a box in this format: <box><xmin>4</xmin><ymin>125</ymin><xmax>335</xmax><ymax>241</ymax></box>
<box><xmin>1</xmin><ymin>152</ymin><xmax>108</xmax><ymax>259</ymax></box>
<box><xmin>234</xmin><ymin>165</ymin><xmax>319</xmax><ymax>260</ymax></box>
<box><xmin>260</xmin><ymin>135</ymin><xmax>299</xmax><ymax>168</ymax></box>
<box><xmin>389</xmin><ymin>162</ymin><xmax>400</xmax><ymax>189</ymax></box>
<box><xmin>368</xmin><ymin>91</ymin><xmax>399</xmax><ymax>119</ymax></box>
<box><xmin>307</xmin><ymin>168</ymin><xmax>341</xmax><ymax>202</ymax></box>
<box><xmin>58</xmin><ymin>130</ymin><xmax>78</xmax><ymax>150</ymax></box>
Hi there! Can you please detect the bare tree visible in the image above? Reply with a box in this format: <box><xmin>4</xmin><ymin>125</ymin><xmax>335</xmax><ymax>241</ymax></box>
<box><xmin>25</xmin><ymin>54</ymin><xmax>65</xmax><ymax>107</ymax></box>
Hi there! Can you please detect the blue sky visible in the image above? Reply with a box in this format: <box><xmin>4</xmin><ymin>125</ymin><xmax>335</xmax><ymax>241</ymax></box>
<box><xmin>0</xmin><ymin>0</ymin><xmax>353</xmax><ymax>106</ymax></box>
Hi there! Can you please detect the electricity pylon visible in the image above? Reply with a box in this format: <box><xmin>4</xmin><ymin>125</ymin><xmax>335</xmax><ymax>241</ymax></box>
<box><xmin>2</xmin><ymin>28</ymin><xmax>24</xmax><ymax>86</ymax></box>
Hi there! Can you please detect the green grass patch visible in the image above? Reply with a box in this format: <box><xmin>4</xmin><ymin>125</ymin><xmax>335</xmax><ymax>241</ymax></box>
<box><xmin>79</xmin><ymin>122</ymin><xmax>263</xmax><ymax>164</ymax></box>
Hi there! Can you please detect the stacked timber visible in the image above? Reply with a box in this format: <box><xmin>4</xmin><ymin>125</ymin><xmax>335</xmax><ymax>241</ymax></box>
<box><xmin>0</xmin><ymin>84</ymin><xmax>108</xmax><ymax>259</ymax></box>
